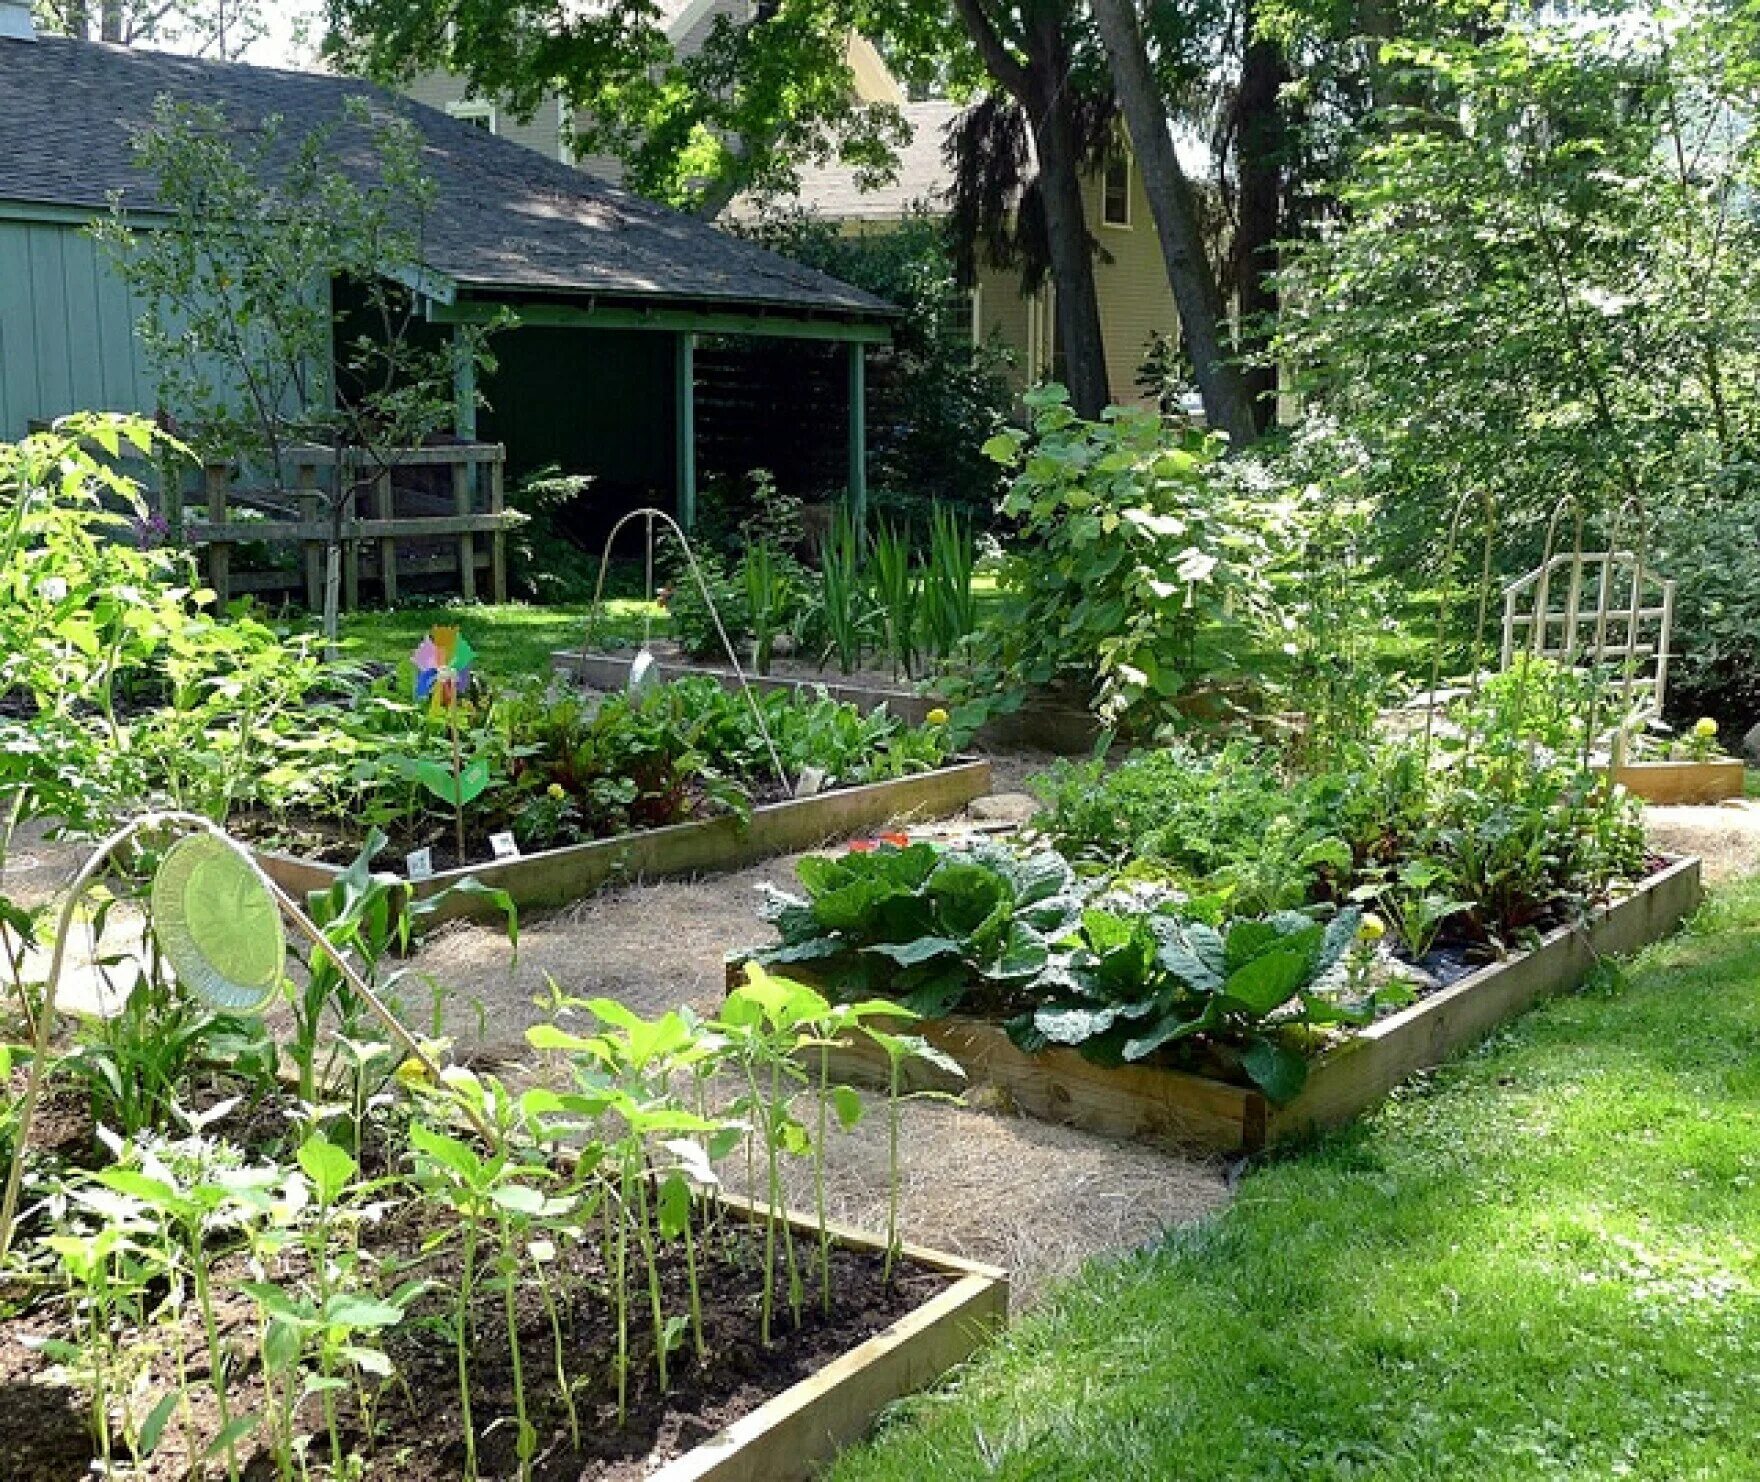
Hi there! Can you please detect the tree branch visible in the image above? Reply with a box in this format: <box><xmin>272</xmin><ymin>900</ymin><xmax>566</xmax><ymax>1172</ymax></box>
<box><xmin>950</xmin><ymin>0</ymin><xmax>1030</xmax><ymax>102</ymax></box>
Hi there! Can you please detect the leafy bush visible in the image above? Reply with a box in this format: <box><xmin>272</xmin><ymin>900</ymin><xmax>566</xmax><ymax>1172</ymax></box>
<box><xmin>964</xmin><ymin>386</ymin><xmax>1277</xmax><ymax>733</ymax></box>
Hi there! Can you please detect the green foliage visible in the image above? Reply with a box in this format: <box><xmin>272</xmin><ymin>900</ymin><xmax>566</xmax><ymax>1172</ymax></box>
<box><xmin>1273</xmin><ymin>7</ymin><xmax>1760</xmax><ymax>721</ymax></box>
<box><xmin>967</xmin><ymin>386</ymin><xmax>1277</xmax><ymax>732</ymax></box>
<box><xmin>492</xmin><ymin>676</ymin><xmax>952</xmax><ymax>853</ymax></box>
<box><xmin>754</xmin><ymin>838</ymin><xmax>1392</xmax><ymax>1100</ymax></box>
<box><xmin>325</xmin><ymin>0</ymin><xmax>910</xmax><ymax>216</ymax></box>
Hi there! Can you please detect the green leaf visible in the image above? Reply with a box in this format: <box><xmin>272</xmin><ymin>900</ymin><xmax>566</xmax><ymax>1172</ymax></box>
<box><xmin>297</xmin><ymin>1132</ymin><xmax>357</xmax><ymax>1206</ymax></box>
<box><xmin>830</xmin><ymin>1084</ymin><xmax>865</xmax><ymax>1129</ymax></box>
<box><xmin>1034</xmin><ymin>1002</ymin><xmax>1121</xmax><ymax>1046</ymax></box>
<box><xmin>1221</xmin><ymin>949</ymin><xmax>1315</xmax><ymax>1019</ymax></box>
<box><xmin>490</xmin><ymin>1183</ymin><xmax>546</xmax><ymax>1216</ymax></box>
<box><xmin>138</xmin><ymin>1391</ymin><xmax>182</xmax><ymax>1457</ymax></box>
<box><xmin>1241</xmin><ymin>1037</ymin><xmax>1309</xmax><ymax>1102</ymax></box>
<box><xmin>322</xmin><ymin>1294</ymin><xmax>406</xmax><ymax>1331</ymax></box>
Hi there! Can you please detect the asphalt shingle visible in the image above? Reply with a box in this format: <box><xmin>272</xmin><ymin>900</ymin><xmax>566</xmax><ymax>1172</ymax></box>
<box><xmin>0</xmin><ymin>35</ymin><xmax>895</xmax><ymax>320</ymax></box>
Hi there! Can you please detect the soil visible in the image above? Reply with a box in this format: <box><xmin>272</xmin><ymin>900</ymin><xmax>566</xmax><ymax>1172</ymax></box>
<box><xmin>0</xmin><ymin>1192</ymin><xmax>948</xmax><ymax>1481</ymax></box>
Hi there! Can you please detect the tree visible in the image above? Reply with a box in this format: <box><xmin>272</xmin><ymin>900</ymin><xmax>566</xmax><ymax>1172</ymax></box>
<box><xmin>322</xmin><ymin>0</ymin><xmax>908</xmax><ymax>220</ymax></box>
<box><xmin>32</xmin><ymin>0</ymin><xmax>283</xmax><ymax>57</ymax></box>
<box><xmin>1273</xmin><ymin>4</ymin><xmax>1760</xmax><ymax>716</ymax></box>
<box><xmin>1090</xmin><ymin>0</ymin><xmax>1258</xmax><ymax>442</ymax></box>
<box><xmin>96</xmin><ymin>96</ymin><xmax>496</xmax><ymax>644</ymax></box>
<box><xmin>945</xmin><ymin>0</ymin><xmax>1115</xmax><ymax>417</ymax></box>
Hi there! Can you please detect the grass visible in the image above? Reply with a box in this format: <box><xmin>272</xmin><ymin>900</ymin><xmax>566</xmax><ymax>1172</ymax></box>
<box><xmin>333</xmin><ymin>599</ymin><xmax>664</xmax><ymax>676</ymax></box>
<box><xmin>834</xmin><ymin>882</ymin><xmax>1760</xmax><ymax>1482</ymax></box>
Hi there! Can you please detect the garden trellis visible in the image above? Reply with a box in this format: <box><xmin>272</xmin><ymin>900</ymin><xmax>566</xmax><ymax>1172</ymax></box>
<box><xmin>1500</xmin><ymin>550</ymin><xmax>1677</xmax><ymax>734</ymax></box>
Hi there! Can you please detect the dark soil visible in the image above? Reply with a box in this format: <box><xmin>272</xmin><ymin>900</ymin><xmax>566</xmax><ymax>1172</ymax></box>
<box><xmin>0</xmin><ymin>1194</ymin><xmax>948</xmax><ymax>1480</ymax></box>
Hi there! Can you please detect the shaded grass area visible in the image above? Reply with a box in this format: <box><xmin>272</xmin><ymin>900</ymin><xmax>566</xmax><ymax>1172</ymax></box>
<box><xmin>334</xmin><ymin>599</ymin><xmax>663</xmax><ymax>678</ymax></box>
<box><xmin>834</xmin><ymin>883</ymin><xmax>1760</xmax><ymax>1482</ymax></box>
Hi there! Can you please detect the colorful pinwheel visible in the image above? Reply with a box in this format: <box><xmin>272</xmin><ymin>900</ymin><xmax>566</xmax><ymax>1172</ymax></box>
<box><xmin>412</xmin><ymin>626</ymin><xmax>475</xmax><ymax>711</ymax></box>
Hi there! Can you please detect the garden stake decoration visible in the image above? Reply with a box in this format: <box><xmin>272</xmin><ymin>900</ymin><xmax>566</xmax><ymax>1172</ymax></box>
<box><xmin>0</xmin><ymin>811</ymin><xmax>495</xmax><ymax>1262</ymax></box>
<box><xmin>412</xmin><ymin>626</ymin><xmax>482</xmax><ymax>865</ymax></box>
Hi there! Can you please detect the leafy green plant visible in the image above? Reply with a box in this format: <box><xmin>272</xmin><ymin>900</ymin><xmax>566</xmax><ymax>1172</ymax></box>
<box><xmin>965</xmin><ymin>387</ymin><xmax>1277</xmax><ymax>731</ymax></box>
<box><xmin>870</xmin><ymin>520</ymin><xmax>919</xmax><ymax>681</ymax></box>
<box><xmin>819</xmin><ymin>504</ymin><xmax>870</xmax><ymax>675</ymax></box>
<box><xmin>741</xmin><ymin>541</ymin><xmax>791</xmax><ymax>674</ymax></box>
<box><xmin>918</xmin><ymin>503</ymin><xmax>979</xmax><ymax>665</ymax></box>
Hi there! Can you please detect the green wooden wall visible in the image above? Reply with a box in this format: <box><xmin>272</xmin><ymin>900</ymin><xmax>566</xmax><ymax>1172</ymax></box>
<box><xmin>477</xmin><ymin>324</ymin><xmax>675</xmax><ymax>525</ymax></box>
<box><xmin>0</xmin><ymin>214</ymin><xmax>159</xmax><ymax>439</ymax></box>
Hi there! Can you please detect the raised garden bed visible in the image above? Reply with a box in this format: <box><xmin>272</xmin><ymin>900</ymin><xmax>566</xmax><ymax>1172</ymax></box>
<box><xmin>553</xmin><ymin>650</ymin><xmax>1103</xmax><ymax>756</ymax></box>
<box><xmin>252</xmin><ymin>759</ymin><xmax>993</xmax><ymax>920</ymax></box>
<box><xmin>0</xmin><ymin>1177</ymin><xmax>1005</xmax><ymax>1482</ymax></box>
<box><xmin>651</xmin><ymin>1200</ymin><xmax>1006</xmax><ymax>1482</ymax></box>
<box><xmin>1608</xmin><ymin>758</ymin><xmax>1746</xmax><ymax>805</ymax></box>
<box><xmin>736</xmin><ymin>856</ymin><xmax>1703</xmax><ymax>1154</ymax></box>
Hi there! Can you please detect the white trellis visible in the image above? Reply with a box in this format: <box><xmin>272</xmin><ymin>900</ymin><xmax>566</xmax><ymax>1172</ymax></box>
<box><xmin>1500</xmin><ymin>551</ymin><xmax>1677</xmax><ymax>725</ymax></box>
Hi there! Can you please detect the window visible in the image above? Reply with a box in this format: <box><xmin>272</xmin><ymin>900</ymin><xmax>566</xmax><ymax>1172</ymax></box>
<box><xmin>447</xmin><ymin>100</ymin><xmax>498</xmax><ymax>135</ymax></box>
<box><xmin>1102</xmin><ymin>153</ymin><xmax>1132</xmax><ymax>229</ymax></box>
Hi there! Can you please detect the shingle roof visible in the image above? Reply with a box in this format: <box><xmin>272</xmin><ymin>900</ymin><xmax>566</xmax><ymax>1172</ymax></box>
<box><xmin>730</xmin><ymin>99</ymin><xmax>961</xmax><ymax>223</ymax></box>
<box><xmin>0</xmin><ymin>35</ymin><xmax>896</xmax><ymax>321</ymax></box>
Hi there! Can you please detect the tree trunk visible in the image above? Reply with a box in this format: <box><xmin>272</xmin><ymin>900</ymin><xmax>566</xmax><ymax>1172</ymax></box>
<box><xmin>1233</xmin><ymin>2</ymin><xmax>1287</xmax><ymax>433</ymax></box>
<box><xmin>100</xmin><ymin>0</ymin><xmax>122</xmax><ymax>42</ymax></box>
<box><xmin>1089</xmin><ymin>0</ymin><xmax>1259</xmax><ymax>445</ymax></box>
<box><xmin>951</xmin><ymin>0</ymin><xmax>1113</xmax><ymax>418</ymax></box>
<box><xmin>1022</xmin><ymin>11</ymin><xmax>1112</xmax><ymax>417</ymax></box>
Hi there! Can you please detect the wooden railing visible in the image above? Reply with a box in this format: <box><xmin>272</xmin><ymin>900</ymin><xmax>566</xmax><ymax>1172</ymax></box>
<box><xmin>177</xmin><ymin>442</ymin><xmax>515</xmax><ymax>610</ymax></box>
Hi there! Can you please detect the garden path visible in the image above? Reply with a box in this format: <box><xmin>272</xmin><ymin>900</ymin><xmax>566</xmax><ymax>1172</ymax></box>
<box><xmin>405</xmin><ymin>830</ymin><xmax>1232</xmax><ymax>1306</ymax></box>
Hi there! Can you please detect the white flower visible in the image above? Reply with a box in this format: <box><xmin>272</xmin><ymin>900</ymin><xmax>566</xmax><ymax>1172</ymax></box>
<box><xmin>38</xmin><ymin>576</ymin><xmax>68</xmax><ymax>603</ymax></box>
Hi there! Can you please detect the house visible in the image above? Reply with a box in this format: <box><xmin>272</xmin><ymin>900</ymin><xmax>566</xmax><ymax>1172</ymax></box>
<box><xmin>406</xmin><ymin>8</ymin><xmax>1187</xmax><ymax>408</ymax></box>
<box><xmin>0</xmin><ymin>1</ymin><xmax>898</xmax><ymax>535</ymax></box>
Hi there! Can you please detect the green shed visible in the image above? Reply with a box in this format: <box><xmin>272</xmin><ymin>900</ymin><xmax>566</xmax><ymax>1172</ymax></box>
<box><xmin>0</xmin><ymin>23</ymin><xmax>897</xmax><ymax>530</ymax></box>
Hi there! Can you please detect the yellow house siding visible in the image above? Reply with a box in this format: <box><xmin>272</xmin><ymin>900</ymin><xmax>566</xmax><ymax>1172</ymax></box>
<box><xmin>1085</xmin><ymin>157</ymin><xmax>1178</xmax><ymax>407</ymax></box>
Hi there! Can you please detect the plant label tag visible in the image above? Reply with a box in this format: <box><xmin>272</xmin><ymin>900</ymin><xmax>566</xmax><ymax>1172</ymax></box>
<box><xmin>489</xmin><ymin>831</ymin><xmax>521</xmax><ymax>861</ymax></box>
<box><xmin>405</xmin><ymin>848</ymin><xmax>434</xmax><ymax>882</ymax></box>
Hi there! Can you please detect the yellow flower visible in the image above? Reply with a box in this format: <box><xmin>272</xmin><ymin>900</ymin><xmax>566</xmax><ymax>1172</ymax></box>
<box><xmin>1694</xmin><ymin>717</ymin><xmax>1718</xmax><ymax>739</ymax></box>
<box><xmin>546</xmin><ymin>782</ymin><xmax>567</xmax><ymax>801</ymax></box>
<box><xmin>394</xmin><ymin>1056</ymin><xmax>432</xmax><ymax>1086</ymax></box>
<box><xmin>1358</xmin><ymin>913</ymin><xmax>1386</xmax><ymax>944</ymax></box>
<box><xmin>926</xmin><ymin>707</ymin><xmax>950</xmax><ymax>727</ymax></box>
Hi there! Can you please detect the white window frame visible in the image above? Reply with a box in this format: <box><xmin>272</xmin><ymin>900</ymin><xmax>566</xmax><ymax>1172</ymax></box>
<box><xmin>1101</xmin><ymin>152</ymin><xmax>1133</xmax><ymax>230</ymax></box>
<box><xmin>447</xmin><ymin>99</ymin><xmax>498</xmax><ymax>135</ymax></box>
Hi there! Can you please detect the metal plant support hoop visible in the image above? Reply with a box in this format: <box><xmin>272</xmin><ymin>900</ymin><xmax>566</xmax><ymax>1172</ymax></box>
<box><xmin>576</xmin><ymin>507</ymin><xmax>792</xmax><ymax>799</ymax></box>
<box><xmin>1420</xmin><ymin>488</ymin><xmax>1499</xmax><ymax>778</ymax></box>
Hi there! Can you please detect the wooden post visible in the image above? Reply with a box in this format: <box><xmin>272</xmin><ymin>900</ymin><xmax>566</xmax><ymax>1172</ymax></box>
<box><xmin>453</xmin><ymin>457</ymin><xmax>478</xmax><ymax>602</ymax></box>
<box><xmin>373</xmin><ymin>468</ymin><xmax>397</xmax><ymax>606</ymax></box>
<box><xmin>489</xmin><ymin>451</ymin><xmax>507</xmax><ymax>604</ymax></box>
<box><xmin>342</xmin><ymin>455</ymin><xmax>360</xmax><ymax>614</ymax></box>
<box><xmin>453</xmin><ymin>324</ymin><xmax>479</xmax><ymax>440</ymax></box>
<box><xmin>675</xmin><ymin>331</ymin><xmax>696</xmax><ymax>529</ymax></box>
<box><xmin>847</xmin><ymin>340</ymin><xmax>868</xmax><ymax>530</ymax></box>
<box><xmin>296</xmin><ymin>461</ymin><xmax>323</xmax><ymax>612</ymax></box>
<box><xmin>203</xmin><ymin>462</ymin><xmax>230</xmax><ymax>607</ymax></box>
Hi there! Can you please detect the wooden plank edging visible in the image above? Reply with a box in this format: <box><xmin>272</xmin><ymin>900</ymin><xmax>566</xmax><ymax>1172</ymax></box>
<box><xmin>654</xmin><ymin>1192</ymin><xmax>1007</xmax><ymax>1482</ymax></box>
<box><xmin>251</xmin><ymin>759</ymin><xmax>992</xmax><ymax>921</ymax></box>
<box><xmin>1605</xmin><ymin>758</ymin><xmax>1746</xmax><ymax>805</ymax></box>
<box><xmin>729</xmin><ymin>857</ymin><xmax>1703</xmax><ymax>1155</ymax></box>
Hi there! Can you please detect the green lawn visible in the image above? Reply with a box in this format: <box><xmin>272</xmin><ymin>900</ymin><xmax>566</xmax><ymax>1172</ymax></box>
<box><xmin>332</xmin><ymin>598</ymin><xmax>663</xmax><ymax>677</ymax></box>
<box><xmin>834</xmin><ymin>882</ymin><xmax>1760</xmax><ymax>1482</ymax></box>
